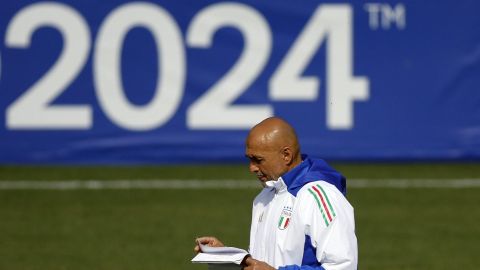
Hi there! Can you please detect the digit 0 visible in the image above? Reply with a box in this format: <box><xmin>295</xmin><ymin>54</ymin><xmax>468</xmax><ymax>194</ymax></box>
<box><xmin>94</xmin><ymin>2</ymin><xmax>185</xmax><ymax>131</ymax></box>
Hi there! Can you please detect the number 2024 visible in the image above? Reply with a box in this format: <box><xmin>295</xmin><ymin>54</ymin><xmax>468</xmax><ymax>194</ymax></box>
<box><xmin>3</xmin><ymin>2</ymin><xmax>369</xmax><ymax>131</ymax></box>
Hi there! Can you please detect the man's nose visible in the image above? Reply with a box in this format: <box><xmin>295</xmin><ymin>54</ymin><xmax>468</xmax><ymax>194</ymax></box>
<box><xmin>249</xmin><ymin>162</ymin><xmax>259</xmax><ymax>173</ymax></box>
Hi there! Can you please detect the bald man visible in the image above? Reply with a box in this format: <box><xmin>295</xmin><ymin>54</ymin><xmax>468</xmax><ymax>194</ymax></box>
<box><xmin>195</xmin><ymin>117</ymin><xmax>357</xmax><ymax>270</ymax></box>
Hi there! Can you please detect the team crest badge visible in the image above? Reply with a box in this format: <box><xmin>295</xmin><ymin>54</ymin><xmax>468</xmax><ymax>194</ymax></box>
<box><xmin>278</xmin><ymin>206</ymin><xmax>293</xmax><ymax>230</ymax></box>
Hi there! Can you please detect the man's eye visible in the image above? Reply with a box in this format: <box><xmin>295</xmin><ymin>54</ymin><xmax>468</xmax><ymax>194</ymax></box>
<box><xmin>250</xmin><ymin>157</ymin><xmax>260</xmax><ymax>163</ymax></box>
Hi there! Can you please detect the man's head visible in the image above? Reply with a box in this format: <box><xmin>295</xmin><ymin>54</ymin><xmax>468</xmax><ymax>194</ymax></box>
<box><xmin>245</xmin><ymin>117</ymin><xmax>302</xmax><ymax>186</ymax></box>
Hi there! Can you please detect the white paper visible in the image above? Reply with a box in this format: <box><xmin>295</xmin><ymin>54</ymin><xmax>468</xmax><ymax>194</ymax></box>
<box><xmin>198</xmin><ymin>244</ymin><xmax>248</xmax><ymax>254</ymax></box>
<box><xmin>191</xmin><ymin>244</ymin><xmax>249</xmax><ymax>265</ymax></box>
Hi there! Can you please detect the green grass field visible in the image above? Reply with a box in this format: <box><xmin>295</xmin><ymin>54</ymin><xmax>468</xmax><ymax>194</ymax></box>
<box><xmin>1</xmin><ymin>163</ymin><xmax>479</xmax><ymax>270</ymax></box>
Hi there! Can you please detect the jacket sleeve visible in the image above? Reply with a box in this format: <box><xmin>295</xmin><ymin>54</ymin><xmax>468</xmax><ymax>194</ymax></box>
<box><xmin>284</xmin><ymin>182</ymin><xmax>358</xmax><ymax>270</ymax></box>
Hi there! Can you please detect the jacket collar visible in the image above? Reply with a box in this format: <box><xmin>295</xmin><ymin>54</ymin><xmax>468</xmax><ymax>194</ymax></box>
<box><xmin>265</xmin><ymin>155</ymin><xmax>310</xmax><ymax>193</ymax></box>
<box><xmin>278</xmin><ymin>154</ymin><xmax>347</xmax><ymax>196</ymax></box>
<box><xmin>281</xmin><ymin>154</ymin><xmax>311</xmax><ymax>189</ymax></box>
<box><xmin>265</xmin><ymin>178</ymin><xmax>287</xmax><ymax>193</ymax></box>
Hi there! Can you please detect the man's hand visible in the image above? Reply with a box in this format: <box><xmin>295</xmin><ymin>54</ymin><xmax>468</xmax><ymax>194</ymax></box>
<box><xmin>242</xmin><ymin>256</ymin><xmax>276</xmax><ymax>270</ymax></box>
<box><xmin>194</xmin><ymin>236</ymin><xmax>224</xmax><ymax>253</ymax></box>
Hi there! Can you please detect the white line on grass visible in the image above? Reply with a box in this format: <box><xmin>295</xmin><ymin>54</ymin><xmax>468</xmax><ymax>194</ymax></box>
<box><xmin>348</xmin><ymin>179</ymin><xmax>480</xmax><ymax>188</ymax></box>
<box><xmin>0</xmin><ymin>179</ymin><xmax>480</xmax><ymax>190</ymax></box>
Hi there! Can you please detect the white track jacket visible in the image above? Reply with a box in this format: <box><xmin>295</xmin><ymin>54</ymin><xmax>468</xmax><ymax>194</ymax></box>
<box><xmin>248</xmin><ymin>156</ymin><xmax>357</xmax><ymax>270</ymax></box>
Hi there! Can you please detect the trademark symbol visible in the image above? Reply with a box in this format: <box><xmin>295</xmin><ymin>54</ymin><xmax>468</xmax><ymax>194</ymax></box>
<box><xmin>364</xmin><ymin>3</ymin><xmax>406</xmax><ymax>30</ymax></box>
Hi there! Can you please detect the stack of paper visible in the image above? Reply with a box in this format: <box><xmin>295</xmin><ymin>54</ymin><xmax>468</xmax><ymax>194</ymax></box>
<box><xmin>191</xmin><ymin>244</ymin><xmax>250</xmax><ymax>269</ymax></box>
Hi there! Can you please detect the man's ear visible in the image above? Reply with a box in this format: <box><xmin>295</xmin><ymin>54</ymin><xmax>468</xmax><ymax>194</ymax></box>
<box><xmin>282</xmin><ymin>147</ymin><xmax>293</xmax><ymax>165</ymax></box>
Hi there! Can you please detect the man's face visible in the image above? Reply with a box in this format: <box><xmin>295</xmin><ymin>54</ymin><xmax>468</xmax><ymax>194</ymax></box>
<box><xmin>245</xmin><ymin>139</ymin><xmax>287</xmax><ymax>185</ymax></box>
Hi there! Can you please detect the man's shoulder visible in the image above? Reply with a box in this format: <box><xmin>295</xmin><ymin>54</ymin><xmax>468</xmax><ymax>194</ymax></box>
<box><xmin>297</xmin><ymin>180</ymin><xmax>350</xmax><ymax>217</ymax></box>
<box><xmin>297</xmin><ymin>180</ymin><xmax>343</xmax><ymax>198</ymax></box>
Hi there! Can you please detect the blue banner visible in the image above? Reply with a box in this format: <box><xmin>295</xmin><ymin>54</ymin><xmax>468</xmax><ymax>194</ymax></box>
<box><xmin>0</xmin><ymin>0</ymin><xmax>479</xmax><ymax>163</ymax></box>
